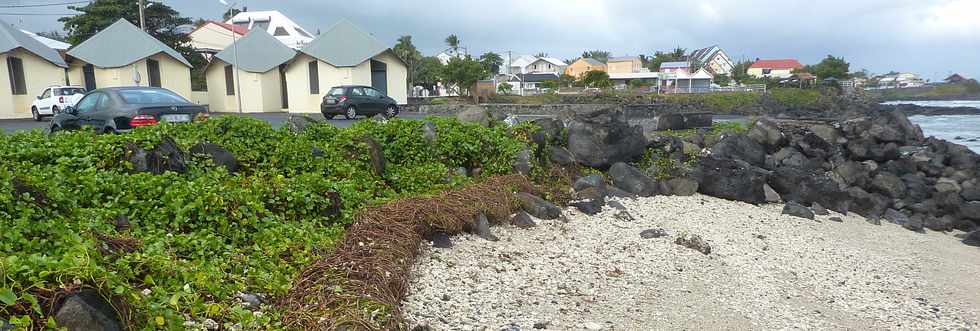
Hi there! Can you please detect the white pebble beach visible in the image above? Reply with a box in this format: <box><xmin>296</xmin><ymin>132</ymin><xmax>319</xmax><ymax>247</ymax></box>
<box><xmin>401</xmin><ymin>194</ymin><xmax>980</xmax><ymax>330</ymax></box>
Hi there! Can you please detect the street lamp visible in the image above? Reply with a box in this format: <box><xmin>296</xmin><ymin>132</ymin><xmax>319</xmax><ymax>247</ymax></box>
<box><xmin>219</xmin><ymin>0</ymin><xmax>244</xmax><ymax>113</ymax></box>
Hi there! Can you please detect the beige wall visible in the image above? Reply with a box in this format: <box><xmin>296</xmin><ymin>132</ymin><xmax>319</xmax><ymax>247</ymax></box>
<box><xmin>204</xmin><ymin>59</ymin><xmax>287</xmax><ymax>113</ymax></box>
<box><xmin>1</xmin><ymin>49</ymin><xmax>67</xmax><ymax>119</ymax></box>
<box><xmin>189</xmin><ymin>23</ymin><xmax>237</xmax><ymax>52</ymax></box>
<box><xmin>285</xmin><ymin>51</ymin><xmax>407</xmax><ymax>113</ymax></box>
<box><xmin>607</xmin><ymin>58</ymin><xmax>642</xmax><ymax>74</ymax></box>
<box><xmin>565</xmin><ymin>59</ymin><xmax>606</xmax><ymax>78</ymax></box>
<box><xmin>748</xmin><ymin>67</ymin><xmax>794</xmax><ymax>79</ymax></box>
<box><xmin>67</xmin><ymin>53</ymin><xmax>192</xmax><ymax>99</ymax></box>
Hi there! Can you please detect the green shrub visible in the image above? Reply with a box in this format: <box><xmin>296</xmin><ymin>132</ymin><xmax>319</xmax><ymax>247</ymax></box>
<box><xmin>0</xmin><ymin>116</ymin><xmax>526</xmax><ymax>329</ymax></box>
<box><xmin>768</xmin><ymin>88</ymin><xmax>822</xmax><ymax>108</ymax></box>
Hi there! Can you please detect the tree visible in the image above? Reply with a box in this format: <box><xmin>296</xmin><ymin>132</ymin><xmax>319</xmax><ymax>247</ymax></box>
<box><xmin>809</xmin><ymin>55</ymin><xmax>850</xmax><ymax>79</ymax></box>
<box><xmin>497</xmin><ymin>82</ymin><xmax>513</xmax><ymax>94</ymax></box>
<box><xmin>416</xmin><ymin>56</ymin><xmax>444</xmax><ymax>89</ymax></box>
<box><xmin>445</xmin><ymin>34</ymin><xmax>460</xmax><ymax>52</ymax></box>
<box><xmin>479</xmin><ymin>52</ymin><xmax>503</xmax><ymax>76</ymax></box>
<box><xmin>730</xmin><ymin>59</ymin><xmax>755</xmax><ymax>84</ymax></box>
<box><xmin>393</xmin><ymin>35</ymin><xmax>424</xmax><ymax>86</ymax></box>
<box><xmin>442</xmin><ymin>56</ymin><xmax>487</xmax><ymax>96</ymax></box>
<box><xmin>646</xmin><ymin>47</ymin><xmax>687</xmax><ymax>72</ymax></box>
<box><xmin>581</xmin><ymin>50</ymin><xmax>610</xmax><ymax>63</ymax></box>
<box><xmin>557</xmin><ymin>74</ymin><xmax>575</xmax><ymax>88</ymax></box>
<box><xmin>60</xmin><ymin>0</ymin><xmax>207</xmax><ymax>90</ymax></box>
<box><xmin>713</xmin><ymin>74</ymin><xmax>732</xmax><ymax>86</ymax></box>
<box><xmin>222</xmin><ymin>8</ymin><xmax>241</xmax><ymax>21</ymax></box>
<box><xmin>534</xmin><ymin>52</ymin><xmax>548</xmax><ymax>58</ymax></box>
<box><xmin>628</xmin><ymin>79</ymin><xmax>646</xmax><ymax>89</ymax></box>
<box><xmin>581</xmin><ymin>70</ymin><xmax>612</xmax><ymax>88</ymax></box>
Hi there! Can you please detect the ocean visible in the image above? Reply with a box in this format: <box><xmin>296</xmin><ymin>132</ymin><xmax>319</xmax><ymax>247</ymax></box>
<box><xmin>883</xmin><ymin>100</ymin><xmax>980</xmax><ymax>152</ymax></box>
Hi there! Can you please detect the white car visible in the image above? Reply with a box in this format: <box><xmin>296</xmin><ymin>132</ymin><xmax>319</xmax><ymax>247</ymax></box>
<box><xmin>30</xmin><ymin>86</ymin><xmax>86</xmax><ymax>121</ymax></box>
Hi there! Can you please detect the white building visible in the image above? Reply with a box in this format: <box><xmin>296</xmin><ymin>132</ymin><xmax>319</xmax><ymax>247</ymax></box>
<box><xmin>501</xmin><ymin>54</ymin><xmax>566</xmax><ymax>75</ymax></box>
<box><xmin>226</xmin><ymin>11</ymin><xmax>314</xmax><ymax>49</ymax></box>
<box><xmin>875</xmin><ymin>73</ymin><xmax>926</xmax><ymax>89</ymax></box>
<box><xmin>20</xmin><ymin>30</ymin><xmax>70</xmax><ymax>51</ymax></box>
<box><xmin>688</xmin><ymin>45</ymin><xmax>735</xmax><ymax>76</ymax></box>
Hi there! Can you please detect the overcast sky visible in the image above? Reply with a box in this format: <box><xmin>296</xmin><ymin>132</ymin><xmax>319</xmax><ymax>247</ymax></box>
<box><xmin>5</xmin><ymin>0</ymin><xmax>978</xmax><ymax>80</ymax></box>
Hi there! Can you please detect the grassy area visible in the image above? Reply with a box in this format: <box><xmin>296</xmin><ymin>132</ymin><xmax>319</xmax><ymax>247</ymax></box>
<box><xmin>660</xmin><ymin>92</ymin><xmax>763</xmax><ymax>112</ymax></box>
<box><xmin>0</xmin><ymin>116</ymin><xmax>528</xmax><ymax>329</ymax></box>
<box><xmin>872</xmin><ymin>82</ymin><xmax>980</xmax><ymax>101</ymax></box>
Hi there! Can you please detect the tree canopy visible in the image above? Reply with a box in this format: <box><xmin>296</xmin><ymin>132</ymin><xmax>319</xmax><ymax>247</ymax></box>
<box><xmin>393</xmin><ymin>35</ymin><xmax>426</xmax><ymax>86</ymax></box>
<box><xmin>581</xmin><ymin>50</ymin><xmax>610</xmax><ymax>63</ymax></box>
<box><xmin>445</xmin><ymin>34</ymin><xmax>460</xmax><ymax>52</ymax></box>
<box><xmin>646</xmin><ymin>47</ymin><xmax>687</xmax><ymax>72</ymax></box>
<box><xmin>479</xmin><ymin>52</ymin><xmax>503</xmax><ymax>76</ymax></box>
<box><xmin>581</xmin><ymin>70</ymin><xmax>612</xmax><ymax>88</ymax></box>
<box><xmin>442</xmin><ymin>56</ymin><xmax>487</xmax><ymax>95</ymax></box>
<box><xmin>807</xmin><ymin>55</ymin><xmax>851</xmax><ymax>79</ymax></box>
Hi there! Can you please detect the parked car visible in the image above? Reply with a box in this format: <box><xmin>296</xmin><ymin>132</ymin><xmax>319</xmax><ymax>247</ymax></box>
<box><xmin>321</xmin><ymin>85</ymin><xmax>399</xmax><ymax>119</ymax></box>
<box><xmin>50</xmin><ymin>87</ymin><xmax>207</xmax><ymax>134</ymax></box>
<box><xmin>30</xmin><ymin>85</ymin><xmax>86</xmax><ymax>121</ymax></box>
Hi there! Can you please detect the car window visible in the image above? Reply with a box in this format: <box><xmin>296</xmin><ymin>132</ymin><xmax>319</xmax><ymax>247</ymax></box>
<box><xmin>56</xmin><ymin>88</ymin><xmax>86</xmax><ymax>96</ymax></box>
<box><xmin>75</xmin><ymin>93</ymin><xmax>100</xmax><ymax>114</ymax></box>
<box><xmin>350</xmin><ymin>88</ymin><xmax>365</xmax><ymax>96</ymax></box>
<box><xmin>41</xmin><ymin>89</ymin><xmax>51</xmax><ymax>99</ymax></box>
<box><xmin>364</xmin><ymin>88</ymin><xmax>380</xmax><ymax>97</ymax></box>
<box><xmin>95</xmin><ymin>93</ymin><xmax>110</xmax><ymax>112</ymax></box>
<box><xmin>327</xmin><ymin>87</ymin><xmax>345</xmax><ymax>96</ymax></box>
<box><xmin>118</xmin><ymin>89</ymin><xmax>190</xmax><ymax>104</ymax></box>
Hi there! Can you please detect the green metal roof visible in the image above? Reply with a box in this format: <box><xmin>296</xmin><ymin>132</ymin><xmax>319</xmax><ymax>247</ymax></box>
<box><xmin>215</xmin><ymin>29</ymin><xmax>295</xmax><ymax>73</ymax></box>
<box><xmin>0</xmin><ymin>19</ymin><xmax>67</xmax><ymax>68</ymax></box>
<box><xmin>66</xmin><ymin>19</ymin><xmax>191</xmax><ymax>68</ymax></box>
<box><xmin>299</xmin><ymin>19</ymin><xmax>388</xmax><ymax>67</ymax></box>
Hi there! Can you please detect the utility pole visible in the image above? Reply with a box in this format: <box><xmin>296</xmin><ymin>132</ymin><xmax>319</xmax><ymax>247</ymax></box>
<box><xmin>138</xmin><ymin>0</ymin><xmax>146</xmax><ymax>31</ymax></box>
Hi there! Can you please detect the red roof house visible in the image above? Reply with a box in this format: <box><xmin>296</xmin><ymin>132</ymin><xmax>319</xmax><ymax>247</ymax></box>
<box><xmin>188</xmin><ymin>21</ymin><xmax>250</xmax><ymax>54</ymax></box>
<box><xmin>748</xmin><ymin>59</ymin><xmax>804</xmax><ymax>78</ymax></box>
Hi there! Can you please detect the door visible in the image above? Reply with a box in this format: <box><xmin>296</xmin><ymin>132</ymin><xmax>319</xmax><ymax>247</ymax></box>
<box><xmin>147</xmin><ymin>59</ymin><xmax>161</xmax><ymax>87</ymax></box>
<box><xmin>349</xmin><ymin>87</ymin><xmax>370</xmax><ymax>111</ymax></box>
<box><xmin>279</xmin><ymin>64</ymin><xmax>288</xmax><ymax>109</ymax></box>
<box><xmin>370</xmin><ymin>60</ymin><xmax>387</xmax><ymax>95</ymax></box>
<box><xmin>70</xmin><ymin>92</ymin><xmax>101</xmax><ymax>129</ymax></box>
<box><xmin>38</xmin><ymin>88</ymin><xmax>52</xmax><ymax>111</ymax></box>
<box><xmin>83</xmin><ymin>64</ymin><xmax>97</xmax><ymax>91</ymax></box>
<box><xmin>363</xmin><ymin>87</ymin><xmax>385</xmax><ymax>114</ymax></box>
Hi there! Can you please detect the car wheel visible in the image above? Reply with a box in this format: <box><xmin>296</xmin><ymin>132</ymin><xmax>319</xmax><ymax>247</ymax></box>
<box><xmin>31</xmin><ymin>107</ymin><xmax>41</xmax><ymax>121</ymax></box>
<box><xmin>102</xmin><ymin>127</ymin><xmax>118</xmax><ymax>135</ymax></box>
<box><xmin>344</xmin><ymin>106</ymin><xmax>358</xmax><ymax>120</ymax></box>
<box><xmin>51</xmin><ymin>106</ymin><xmax>59</xmax><ymax>115</ymax></box>
<box><xmin>384</xmin><ymin>105</ymin><xmax>399</xmax><ymax>118</ymax></box>
<box><xmin>48</xmin><ymin>125</ymin><xmax>60</xmax><ymax>134</ymax></box>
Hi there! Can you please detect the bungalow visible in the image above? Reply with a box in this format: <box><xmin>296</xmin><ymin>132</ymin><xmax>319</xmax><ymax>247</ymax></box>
<box><xmin>284</xmin><ymin>19</ymin><xmax>407</xmax><ymax>113</ymax></box>
<box><xmin>945</xmin><ymin>74</ymin><xmax>967</xmax><ymax>84</ymax></box>
<box><xmin>188</xmin><ymin>20</ymin><xmax>248</xmax><ymax>58</ymax></box>
<box><xmin>687</xmin><ymin>45</ymin><xmax>734</xmax><ymax>76</ymax></box>
<box><xmin>609</xmin><ymin>72</ymin><xmax>659</xmax><ymax>89</ymax></box>
<box><xmin>747</xmin><ymin>59</ymin><xmax>803</xmax><ymax>79</ymax></box>
<box><xmin>226</xmin><ymin>11</ymin><xmax>314</xmax><ymax>49</ymax></box>
<box><xmin>661</xmin><ymin>68</ymin><xmax>714</xmax><ymax>93</ymax></box>
<box><xmin>66</xmin><ymin>19</ymin><xmax>193</xmax><ymax>99</ymax></box>
<box><xmin>205</xmin><ymin>29</ymin><xmax>295</xmax><ymax>113</ymax></box>
<box><xmin>607</xmin><ymin>56</ymin><xmax>642</xmax><ymax>74</ymax></box>
<box><xmin>1</xmin><ymin>19</ymin><xmax>68</xmax><ymax>119</ymax></box>
<box><xmin>565</xmin><ymin>58</ymin><xmax>605</xmax><ymax>78</ymax></box>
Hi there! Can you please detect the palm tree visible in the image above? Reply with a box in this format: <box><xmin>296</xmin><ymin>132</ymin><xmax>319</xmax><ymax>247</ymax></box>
<box><xmin>445</xmin><ymin>34</ymin><xmax>460</xmax><ymax>53</ymax></box>
<box><xmin>479</xmin><ymin>52</ymin><xmax>504</xmax><ymax>76</ymax></box>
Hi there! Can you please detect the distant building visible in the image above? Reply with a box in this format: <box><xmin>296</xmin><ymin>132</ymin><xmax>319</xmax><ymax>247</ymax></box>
<box><xmin>659</xmin><ymin>61</ymin><xmax>691</xmax><ymax>75</ymax></box>
<box><xmin>565</xmin><ymin>58</ymin><xmax>606</xmax><ymax>78</ymax></box>
<box><xmin>607</xmin><ymin>56</ymin><xmax>643</xmax><ymax>74</ymax></box>
<box><xmin>188</xmin><ymin>21</ymin><xmax>248</xmax><ymax>57</ymax></box>
<box><xmin>526</xmin><ymin>57</ymin><xmax>566</xmax><ymax>74</ymax></box>
<box><xmin>205</xmin><ymin>29</ymin><xmax>295</xmax><ymax>113</ymax></box>
<box><xmin>506</xmin><ymin>72</ymin><xmax>559</xmax><ymax>92</ymax></box>
<box><xmin>436</xmin><ymin>49</ymin><xmax>464</xmax><ymax>65</ymax></box>
<box><xmin>687</xmin><ymin>45</ymin><xmax>734</xmax><ymax>76</ymax></box>
<box><xmin>19</xmin><ymin>30</ymin><xmax>70</xmax><ymax>51</ymax></box>
<box><xmin>226</xmin><ymin>11</ymin><xmax>314</xmax><ymax>49</ymax></box>
<box><xmin>875</xmin><ymin>72</ymin><xmax>926</xmax><ymax>89</ymax></box>
<box><xmin>945</xmin><ymin>73</ymin><xmax>967</xmax><ymax>84</ymax></box>
<box><xmin>747</xmin><ymin>59</ymin><xmax>804</xmax><ymax>79</ymax></box>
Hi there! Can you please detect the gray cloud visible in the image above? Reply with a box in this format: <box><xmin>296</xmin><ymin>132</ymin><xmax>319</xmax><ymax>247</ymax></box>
<box><xmin>8</xmin><ymin>0</ymin><xmax>978</xmax><ymax>80</ymax></box>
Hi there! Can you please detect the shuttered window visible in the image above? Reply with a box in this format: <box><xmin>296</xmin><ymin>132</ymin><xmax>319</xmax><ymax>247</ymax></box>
<box><xmin>224</xmin><ymin>65</ymin><xmax>235</xmax><ymax>95</ymax></box>
<box><xmin>308</xmin><ymin>61</ymin><xmax>319</xmax><ymax>94</ymax></box>
<box><xmin>147</xmin><ymin>59</ymin><xmax>161</xmax><ymax>87</ymax></box>
<box><xmin>6</xmin><ymin>57</ymin><xmax>26</xmax><ymax>95</ymax></box>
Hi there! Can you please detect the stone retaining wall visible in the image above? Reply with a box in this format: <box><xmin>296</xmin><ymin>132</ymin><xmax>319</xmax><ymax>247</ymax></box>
<box><xmin>420</xmin><ymin>104</ymin><xmax>714</xmax><ymax>132</ymax></box>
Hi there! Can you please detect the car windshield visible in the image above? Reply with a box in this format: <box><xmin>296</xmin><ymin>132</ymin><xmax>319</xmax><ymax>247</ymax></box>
<box><xmin>55</xmin><ymin>88</ymin><xmax>86</xmax><ymax>96</ymax></box>
<box><xmin>118</xmin><ymin>89</ymin><xmax>190</xmax><ymax>104</ymax></box>
<box><xmin>327</xmin><ymin>87</ymin><xmax>345</xmax><ymax>96</ymax></box>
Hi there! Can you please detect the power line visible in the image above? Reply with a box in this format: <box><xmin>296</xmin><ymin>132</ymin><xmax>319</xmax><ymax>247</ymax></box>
<box><xmin>0</xmin><ymin>12</ymin><xmax>78</xmax><ymax>15</ymax></box>
<box><xmin>0</xmin><ymin>1</ymin><xmax>89</xmax><ymax>8</ymax></box>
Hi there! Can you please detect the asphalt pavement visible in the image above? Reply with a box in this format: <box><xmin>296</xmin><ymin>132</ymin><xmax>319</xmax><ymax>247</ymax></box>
<box><xmin>0</xmin><ymin>112</ymin><xmax>429</xmax><ymax>134</ymax></box>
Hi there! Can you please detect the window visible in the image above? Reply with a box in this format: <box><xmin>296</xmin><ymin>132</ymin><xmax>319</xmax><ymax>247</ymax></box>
<box><xmin>74</xmin><ymin>93</ymin><xmax>100</xmax><ymax>114</ymax></box>
<box><xmin>41</xmin><ymin>89</ymin><xmax>51</xmax><ymax>99</ymax></box>
<box><xmin>350</xmin><ymin>87</ymin><xmax>365</xmax><ymax>96</ymax></box>
<box><xmin>56</xmin><ymin>88</ymin><xmax>86</xmax><ymax>96</ymax></box>
<box><xmin>762</xmin><ymin>68</ymin><xmax>773</xmax><ymax>75</ymax></box>
<box><xmin>6</xmin><ymin>57</ymin><xmax>26</xmax><ymax>95</ymax></box>
<box><xmin>119</xmin><ymin>89</ymin><xmax>189</xmax><ymax>104</ymax></box>
<box><xmin>273</xmin><ymin>27</ymin><xmax>290</xmax><ymax>36</ymax></box>
<box><xmin>308</xmin><ymin>61</ymin><xmax>319</xmax><ymax>94</ymax></box>
<box><xmin>364</xmin><ymin>88</ymin><xmax>380</xmax><ymax>97</ymax></box>
<box><xmin>94</xmin><ymin>93</ymin><xmax>109</xmax><ymax>111</ymax></box>
<box><xmin>147</xmin><ymin>59</ymin><xmax>161</xmax><ymax>87</ymax></box>
<box><xmin>327</xmin><ymin>87</ymin><xmax>345</xmax><ymax>96</ymax></box>
<box><xmin>83</xmin><ymin>64</ymin><xmax>96</xmax><ymax>91</ymax></box>
<box><xmin>224</xmin><ymin>65</ymin><xmax>235</xmax><ymax>95</ymax></box>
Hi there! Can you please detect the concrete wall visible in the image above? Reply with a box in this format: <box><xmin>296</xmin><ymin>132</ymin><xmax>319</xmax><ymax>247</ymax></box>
<box><xmin>608</xmin><ymin>59</ymin><xmax>642</xmax><ymax>74</ymax></box>
<box><xmin>1</xmin><ymin>49</ymin><xmax>67</xmax><ymax>119</ymax></box>
<box><xmin>285</xmin><ymin>51</ymin><xmax>408</xmax><ymax>113</ymax></box>
<box><xmin>67</xmin><ymin>53</ymin><xmax>192</xmax><ymax>99</ymax></box>
<box><xmin>205</xmin><ymin>59</ymin><xmax>285</xmax><ymax>113</ymax></box>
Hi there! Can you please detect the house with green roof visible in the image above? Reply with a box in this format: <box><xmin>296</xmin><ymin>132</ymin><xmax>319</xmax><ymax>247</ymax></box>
<box><xmin>65</xmin><ymin>19</ymin><xmax>193</xmax><ymax>99</ymax></box>
<box><xmin>284</xmin><ymin>19</ymin><xmax>407</xmax><ymax>113</ymax></box>
<box><xmin>1</xmin><ymin>19</ymin><xmax>69</xmax><ymax>119</ymax></box>
<box><xmin>205</xmin><ymin>29</ymin><xmax>296</xmax><ymax>112</ymax></box>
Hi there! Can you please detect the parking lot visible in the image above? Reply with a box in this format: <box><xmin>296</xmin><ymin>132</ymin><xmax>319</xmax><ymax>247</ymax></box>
<box><xmin>0</xmin><ymin>112</ymin><xmax>429</xmax><ymax>134</ymax></box>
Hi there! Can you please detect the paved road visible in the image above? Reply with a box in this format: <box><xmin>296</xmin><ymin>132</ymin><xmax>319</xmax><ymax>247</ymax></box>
<box><xmin>0</xmin><ymin>112</ymin><xmax>429</xmax><ymax>134</ymax></box>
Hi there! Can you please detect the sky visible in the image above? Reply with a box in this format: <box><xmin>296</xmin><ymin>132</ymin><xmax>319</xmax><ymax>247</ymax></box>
<box><xmin>3</xmin><ymin>0</ymin><xmax>978</xmax><ymax>81</ymax></box>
